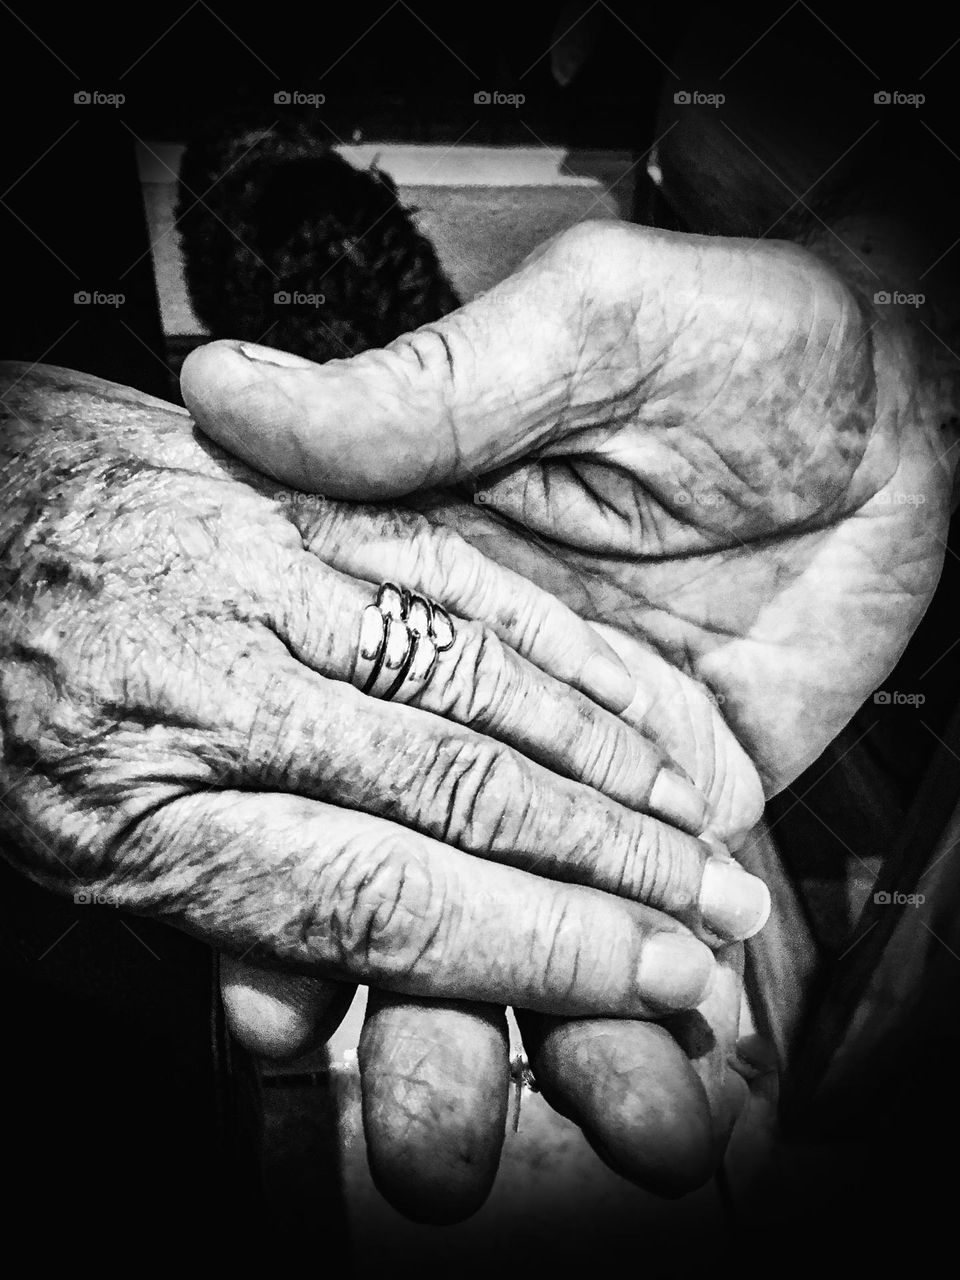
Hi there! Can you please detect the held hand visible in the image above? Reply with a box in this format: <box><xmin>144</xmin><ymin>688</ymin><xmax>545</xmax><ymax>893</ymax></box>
<box><xmin>0</xmin><ymin>363</ymin><xmax>766</xmax><ymax>1017</ymax></box>
<box><xmin>220</xmin><ymin>616</ymin><xmax>767</xmax><ymax>1218</ymax></box>
<box><xmin>184</xmin><ymin>221</ymin><xmax>955</xmax><ymax>795</ymax></box>
<box><xmin>182</xmin><ymin>220</ymin><xmax>953</xmax><ymax>1213</ymax></box>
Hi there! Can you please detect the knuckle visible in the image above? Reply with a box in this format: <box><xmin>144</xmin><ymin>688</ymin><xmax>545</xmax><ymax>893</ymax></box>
<box><xmin>623</xmin><ymin>820</ymin><xmax>666</xmax><ymax>899</ymax></box>
<box><xmin>221</xmin><ymin>983</ymin><xmax>318</xmax><ymax>1063</ymax></box>
<box><xmin>512</xmin><ymin>587</ymin><xmax>554</xmax><ymax>656</ymax></box>
<box><xmin>535</xmin><ymin>897</ymin><xmax>586</xmax><ymax>1004</ymax></box>
<box><xmin>320</xmin><ymin>841</ymin><xmax>446</xmax><ymax>982</ymax></box>
<box><xmin>427</xmin><ymin>621</ymin><xmax>510</xmax><ymax>726</ymax></box>
<box><xmin>553</xmin><ymin>219</ymin><xmax>633</xmax><ymax>267</ymax></box>
<box><xmin>432</xmin><ymin>527</ymin><xmax>485</xmax><ymax>610</ymax></box>
<box><xmin>451</xmin><ymin>625</ymin><xmax>510</xmax><ymax>725</ymax></box>
<box><xmin>552</xmin><ymin>221</ymin><xmax>645</xmax><ymax>318</ymax></box>
<box><xmin>624</xmin><ymin>819</ymin><xmax>698</xmax><ymax>911</ymax></box>
<box><xmin>410</xmin><ymin>734</ymin><xmax>524</xmax><ymax>852</ymax></box>
<box><xmin>573</xmin><ymin>712</ymin><xmax>623</xmax><ymax>790</ymax></box>
<box><xmin>434</xmin><ymin>533</ymin><xmax>548</xmax><ymax>660</ymax></box>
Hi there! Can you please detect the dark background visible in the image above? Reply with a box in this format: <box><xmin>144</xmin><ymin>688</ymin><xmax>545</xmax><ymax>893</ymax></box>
<box><xmin>3</xmin><ymin>2</ymin><xmax>960</xmax><ymax>1271</ymax></box>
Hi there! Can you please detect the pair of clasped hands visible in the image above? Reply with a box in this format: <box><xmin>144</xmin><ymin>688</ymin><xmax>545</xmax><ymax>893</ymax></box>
<box><xmin>177</xmin><ymin>217</ymin><xmax>948</xmax><ymax>1215</ymax></box>
<box><xmin>5</xmin><ymin>216</ymin><xmax>949</xmax><ymax>1221</ymax></box>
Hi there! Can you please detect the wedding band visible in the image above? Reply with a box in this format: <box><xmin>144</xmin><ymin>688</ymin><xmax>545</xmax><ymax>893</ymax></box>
<box><xmin>353</xmin><ymin>582</ymin><xmax>456</xmax><ymax>702</ymax></box>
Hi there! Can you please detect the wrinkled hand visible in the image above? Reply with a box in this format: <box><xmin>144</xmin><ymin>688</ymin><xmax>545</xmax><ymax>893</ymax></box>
<box><xmin>185</xmin><ymin>221</ymin><xmax>956</xmax><ymax>794</ymax></box>
<box><xmin>0</xmin><ymin>361</ymin><xmax>767</xmax><ymax>1213</ymax></box>
<box><xmin>183</xmin><ymin>218</ymin><xmax>955</xmax><ymax>1212</ymax></box>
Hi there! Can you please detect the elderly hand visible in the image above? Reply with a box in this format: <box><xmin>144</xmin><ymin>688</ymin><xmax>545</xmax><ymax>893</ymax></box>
<box><xmin>0</xmin><ymin>361</ymin><xmax>768</xmax><ymax>1212</ymax></box>
<box><xmin>182</xmin><ymin>216</ymin><xmax>955</xmax><ymax>1213</ymax></box>
<box><xmin>185</xmin><ymin>222</ymin><xmax>955</xmax><ymax>794</ymax></box>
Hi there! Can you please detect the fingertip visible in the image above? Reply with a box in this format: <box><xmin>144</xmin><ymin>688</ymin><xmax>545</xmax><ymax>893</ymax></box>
<box><xmin>523</xmin><ymin>1018</ymin><xmax>716</xmax><ymax>1196</ymax></box>
<box><xmin>580</xmin><ymin>648</ymin><xmax>637</xmax><ymax>713</ymax></box>
<box><xmin>220</xmin><ymin>961</ymin><xmax>353</xmax><ymax>1061</ymax></box>
<box><xmin>181</xmin><ymin>337</ymin><xmax>441</xmax><ymax>499</ymax></box>
<box><xmin>359</xmin><ymin>997</ymin><xmax>510</xmax><ymax>1224</ymax></box>
<box><xmin>637</xmin><ymin>932</ymin><xmax>716</xmax><ymax>1011</ymax></box>
<box><xmin>180</xmin><ymin>338</ymin><xmax>248</xmax><ymax>411</ymax></box>
<box><xmin>181</xmin><ymin>340</ymin><xmax>268</xmax><ymax>455</ymax></box>
<box><xmin>649</xmin><ymin>768</ymin><xmax>711</xmax><ymax>835</ymax></box>
<box><xmin>181</xmin><ymin>335</ymin><xmax>312</xmax><ymax>405</ymax></box>
<box><xmin>237</xmin><ymin>341</ymin><xmax>317</xmax><ymax>369</ymax></box>
<box><xmin>181</xmin><ymin>339</ymin><xmax>335</xmax><ymax>492</ymax></box>
<box><xmin>698</xmin><ymin>858</ymin><xmax>772</xmax><ymax>942</ymax></box>
<box><xmin>222</xmin><ymin>985</ymin><xmax>316</xmax><ymax>1061</ymax></box>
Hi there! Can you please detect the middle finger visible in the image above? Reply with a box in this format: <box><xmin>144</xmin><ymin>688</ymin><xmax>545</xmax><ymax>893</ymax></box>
<box><xmin>255</xmin><ymin>557</ymin><xmax>768</xmax><ymax>944</ymax></box>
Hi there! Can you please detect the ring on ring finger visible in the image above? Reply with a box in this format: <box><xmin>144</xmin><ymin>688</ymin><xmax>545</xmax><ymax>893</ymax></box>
<box><xmin>355</xmin><ymin>582</ymin><xmax>456</xmax><ymax>703</ymax></box>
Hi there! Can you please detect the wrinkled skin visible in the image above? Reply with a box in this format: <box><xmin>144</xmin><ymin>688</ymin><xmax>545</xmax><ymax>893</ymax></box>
<box><xmin>0</xmin><ymin>363</ymin><xmax>766</xmax><ymax>958</ymax></box>
<box><xmin>419</xmin><ymin>230</ymin><xmax>956</xmax><ymax>794</ymax></box>
<box><xmin>183</xmin><ymin>219</ymin><xmax>957</xmax><ymax>1213</ymax></box>
<box><xmin>186</xmin><ymin>223</ymin><xmax>956</xmax><ymax>794</ymax></box>
<box><xmin>0</xmin><ymin>359</ymin><xmax>766</xmax><ymax>1220</ymax></box>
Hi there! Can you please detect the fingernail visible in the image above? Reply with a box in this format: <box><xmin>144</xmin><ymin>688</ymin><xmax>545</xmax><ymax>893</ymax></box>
<box><xmin>698</xmin><ymin>857</ymin><xmax>771</xmax><ymax>941</ymax></box>
<box><xmin>238</xmin><ymin>342</ymin><xmax>315</xmax><ymax>369</ymax></box>
<box><xmin>637</xmin><ymin>932</ymin><xmax>715</xmax><ymax>1010</ymax></box>
<box><xmin>649</xmin><ymin>769</ymin><xmax>710</xmax><ymax>835</ymax></box>
<box><xmin>581</xmin><ymin>651</ymin><xmax>636</xmax><ymax>713</ymax></box>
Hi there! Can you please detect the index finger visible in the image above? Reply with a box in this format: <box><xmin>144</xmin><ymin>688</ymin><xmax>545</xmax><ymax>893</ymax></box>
<box><xmin>299</xmin><ymin>499</ymin><xmax>638</xmax><ymax>714</ymax></box>
<box><xmin>516</xmin><ymin>1012</ymin><xmax>715</xmax><ymax>1196</ymax></box>
<box><xmin>516</xmin><ymin>947</ymin><xmax>749</xmax><ymax>1194</ymax></box>
<box><xmin>125</xmin><ymin>789</ymin><xmax>717</xmax><ymax>1016</ymax></box>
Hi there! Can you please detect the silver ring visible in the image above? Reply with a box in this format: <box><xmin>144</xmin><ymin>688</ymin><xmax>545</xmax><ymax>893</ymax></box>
<box><xmin>354</xmin><ymin>582</ymin><xmax>455</xmax><ymax>703</ymax></box>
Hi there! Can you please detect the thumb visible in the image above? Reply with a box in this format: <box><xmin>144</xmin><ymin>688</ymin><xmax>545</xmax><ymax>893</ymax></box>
<box><xmin>179</xmin><ymin>247</ymin><xmax>583</xmax><ymax>499</ymax></box>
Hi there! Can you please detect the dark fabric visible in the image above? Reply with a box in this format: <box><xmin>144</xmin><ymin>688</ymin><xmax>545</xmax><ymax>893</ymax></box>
<box><xmin>0</xmin><ymin>48</ymin><xmax>264</xmax><ymax>1256</ymax></box>
<box><xmin>2</xmin><ymin>5</ymin><xmax>959</xmax><ymax>1268</ymax></box>
<box><xmin>0</xmin><ymin>857</ymin><xmax>268</xmax><ymax>1261</ymax></box>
